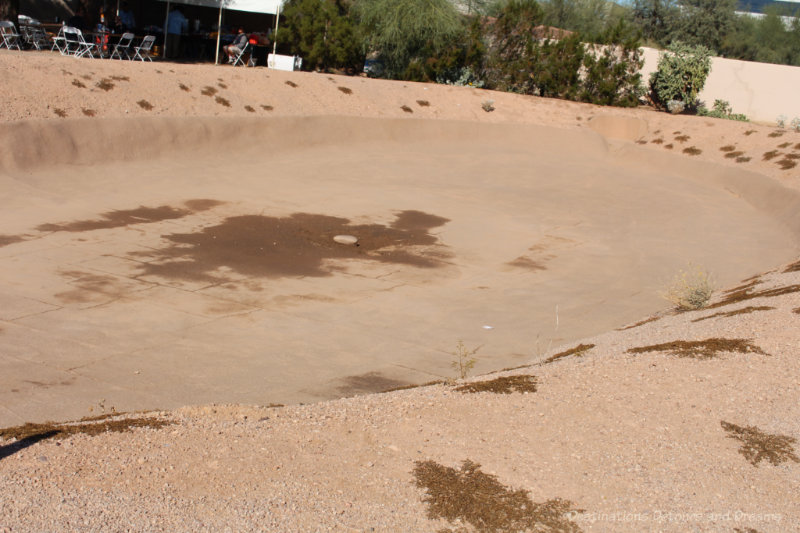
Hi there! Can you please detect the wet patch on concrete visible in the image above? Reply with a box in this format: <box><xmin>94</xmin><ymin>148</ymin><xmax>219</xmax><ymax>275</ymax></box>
<box><xmin>36</xmin><ymin>199</ymin><xmax>224</xmax><ymax>233</ymax></box>
<box><xmin>55</xmin><ymin>270</ymin><xmax>151</xmax><ymax>304</ymax></box>
<box><xmin>335</xmin><ymin>372</ymin><xmax>411</xmax><ymax>396</ymax></box>
<box><xmin>0</xmin><ymin>235</ymin><xmax>25</xmax><ymax>247</ymax></box>
<box><xmin>133</xmin><ymin>210</ymin><xmax>450</xmax><ymax>282</ymax></box>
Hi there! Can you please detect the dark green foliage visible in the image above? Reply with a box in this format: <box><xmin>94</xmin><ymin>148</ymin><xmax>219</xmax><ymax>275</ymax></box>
<box><xmin>697</xmin><ymin>99</ymin><xmax>749</xmax><ymax>121</ymax></box>
<box><xmin>581</xmin><ymin>22</ymin><xmax>644</xmax><ymax>106</ymax></box>
<box><xmin>649</xmin><ymin>42</ymin><xmax>712</xmax><ymax>110</ymax></box>
<box><xmin>354</xmin><ymin>0</ymin><xmax>464</xmax><ymax>79</ymax></box>
<box><xmin>277</xmin><ymin>0</ymin><xmax>363</xmax><ymax>72</ymax></box>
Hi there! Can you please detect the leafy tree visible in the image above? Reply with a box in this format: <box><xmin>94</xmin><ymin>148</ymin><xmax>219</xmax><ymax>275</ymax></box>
<box><xmin>581</xmin><ymin>22</ymin><xmax>644</xmax><ymax>106</ymax></box>
<box><xmin>482</xmin><ymin>0</ymin><xmax>545</xmax><ymax>93</ymax></box>
<box><xmin>277</xmin><ymin>0</ymin><xmax>363</xmax><ymax>72</ymax></box>
<box><xmin>649</xmin><ymin>42</ymin><xmax>712</xmax><ymax>110</ymax></box>
<box><xmin>672</xmin><ymin>0</ymin><xmax>737</xmax><ymax>53</ymax></box>
<box><xmin>354</xmin><ymin>0</ymin><xmax>464</xmax><ymax>78</ymax></box>
<box><xmin>630</xmin><ymin>0</ymin><xmax>680</xmax><ymax>46</ymax></box>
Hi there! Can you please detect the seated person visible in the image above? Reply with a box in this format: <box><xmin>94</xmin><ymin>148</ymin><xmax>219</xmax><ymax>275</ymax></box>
<box><xmin>223</xmin><ymin>27</ymin><xmax>248</xmax><ymax>64</ymax></box>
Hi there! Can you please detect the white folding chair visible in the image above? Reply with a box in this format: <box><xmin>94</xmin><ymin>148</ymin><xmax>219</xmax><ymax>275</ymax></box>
<box><xmin>230</xmin><ymin>42</ymin><xmax>251</xmax><ymax>66</ymax></box>
<box><xmin>51</xmin><ymin>25</ymin><xmax>67</xmax><ymax>53</ymax></box>
<box><xmin>110</xmin><ymin>32</ymin><xmax>134</xmax><ymax>59</ymax></box>
<box><xmin>63</xmin><ymin>26</ymin><xmax>97</xmax><ymax>58</ymax></box>
<box><xmin>21</xmin><ymin>25</ymin><xmax>50</xmax><ymax>50</ymax></box>
<box><xmin>132</xmin><ymin>35</ymin><xmax>155</xmax><ymax>61</ymax></box>
<box><xmin>0</xmin><ymin>21</ymin><xmax>22</xmax><ymax>50</ymax></box>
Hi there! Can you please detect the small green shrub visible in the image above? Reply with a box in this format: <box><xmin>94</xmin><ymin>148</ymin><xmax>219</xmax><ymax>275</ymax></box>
<box><xmin>451</xmin><ymin>340</ymin><xmax>479</xmax><ymax>379</ymax></box>
<box><xmin>649</xmin><ymin>42</ymin><xmax>712</xmax><ymax>111</ymax></box>
<box><xmin>697</xmin><ymin>99</ymin><xmax>748</xmax><ymax>122</ymax></box>
<box><xmin>662</xmin><ymin>264</ymin><xmax>715</xmax><ymax>310</ymax></box>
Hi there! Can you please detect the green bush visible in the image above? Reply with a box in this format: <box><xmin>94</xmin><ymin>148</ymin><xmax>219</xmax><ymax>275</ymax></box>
<box><xmin>696</xmin><ymin>99</ymin><xmax>748</xmax><ymax>122</ymax></box>
<box><xmin>649</xmin><ymin>42</ymin><xmax>712</xmax><ymax>111</ymax></box>
<box><xmin>580</xmin><ymin>22</ymin><xmax>644</xmax><ymax>107</ymax></box>
<box><xmin>277</xmin><ymin>0</ymin><xmax>363</xmax><ymax>72</ymax></box>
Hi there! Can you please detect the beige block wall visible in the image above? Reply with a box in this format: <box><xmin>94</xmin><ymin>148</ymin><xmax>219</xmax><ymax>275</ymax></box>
<box><xmin>641</xmin><ymin>46</ymin><xmax>800</xmax><ymax>125</ymax></box>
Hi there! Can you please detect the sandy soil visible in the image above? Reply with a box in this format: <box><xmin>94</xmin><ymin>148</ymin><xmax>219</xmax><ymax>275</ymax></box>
<box><xmin>1</xmin><ymin>50</ymin><xmax>799</xmax><ymax>532</ymax></box>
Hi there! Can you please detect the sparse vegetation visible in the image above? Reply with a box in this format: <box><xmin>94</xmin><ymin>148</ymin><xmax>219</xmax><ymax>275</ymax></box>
<box><xmin>721</xmin><ymin>421</ymin><xmax>799</xmax><ymax>467</ymax></box>
<box><xmin>724</xmin><ymin>151</ymin><xmax>744</xmax><ymax>159</ymax></box>
<box><xmin>215</xmin><ymin>96</ymin><xmax>231</xmax><ymax>107</ymax></box>
<box><xmin>697</xmin><ymin>99</ymin><xmax>748</xmax><ymax>121</ymax></box>
<box><xmin>218</xmin><ymin>82</ymin><xmax>228</xmax><ymax>89</ymax></box>
<box><xmin>662</xmin><ymin>264</ymin><xmax>714</xmax><ymax>310</ymax></box>
<box><xmin>627</xmin><ymin>338</ymin><xmax>767</xmax><ymax>359</ymax></box>
<box><xmin>244</xmin><ymin>105</ymin><xmax>255</xmax><ymax>113</ymax></box>
<box><xmin>691</xmin><ymin>306</ymin><xmax>774</xmax><ymax>323</ymax></box>
<box><xmin>720</xmin><ymin>145</ymin><xmax>736</xmax><ymax>152</ymax></box>
<box><xmin>618</xmin><ymin>316</ymin><xmax>659</xmax><ymax>330</ymax></box>
<box><xmin>649</xmin><ymin>42</ymin><xmax>712</xmax><ymax>112</ymax></box>
<box><xmin>179</xmin><ymin>83</ymin><xmax>190</xmax><ymax>92</ymax></box>
<box><xmin>675</xmin><ymin>134</ymin><xmax>690</xmax><ymax>142</ymax></box>
<box><xmin>450</xmin><ymin>340</ymin><xmax>479</xmax><ymax>379</ymax></box>
<box><xmin>53</xmin><ymin>108</ymin><xmax>67</xmax><ymax>118</ymax></box>
<box><xmin>72</xmin><ymin>79</ymin><xmax>86</xmax><ymax>88</ymax></box>
<box><xmin>136</xmin><ymin>100</ymin><xmax>154</xmax><ymax>111</ymax></box>
<box><xmin>542</xmin><ymin>343</ymin><xmax>595</xmax><ymax>364</ymax></box>
<box><xmin>416</xmin><ymin>100</ymin><xmax>430</xmax><ymax>107</ymax></box>
<box><xmin>763</xmin><ymin>150</ymin><xmax>780</xmax><ymax>160</ymax></box>
<box><xmin>81</xmin><ymin>108</ymin><xmax>96</xmax><ymax>117</ymax></box>
<box><xmin>261</xmin><ymin>105</ymin><xmax>274</xmax><ymax>111</ymax></box>
<box><xmin>337</xmin><ymin>86</ymin><xmax>352</xmax><ymax>94</ymax></box>
<box><xmin>200</xmin><ymin>86</ymin><xmax>217</xmax><ymax>96</ymax></box>
<box><xmin>0</xmin><ymin>412</ymin><xmax>171</xmax><ymax>442</ymax></box>
<box><xmin>481</xmin><ymin>99</ymin><xmax>495</xmax><ymax>112</ymax></box>
<box><xmin>683</xmin><ymin>146</ymin><xmax>702</xmax><ymax>155</ymax></box>
<box><xmin>777</xmin><ymin>158</ymin><xmax>797</xmax><ymax>170</ymax></box>
<box><xmin>285</xmin><ymin>80</ymin><xmax>298</xmax><ymax>88</ymax></box>
<box><xmin>455</xmin><ymin>375</ymin><xmax>538</xmax><ymax>394</ymax></box>
<box><xmin>736</xmin><ymin>156</ymin><xmax>751</xmax><ymax>163</ymax></box>
<box><xmin>413</xmin><ymin>459</ymin><xmax>582</xmax><ymax>532</ymax></box>
<box><xmin>401</xmin><ymin>104</ymin><xmax>413</xmax><ymax>113</ymax></box>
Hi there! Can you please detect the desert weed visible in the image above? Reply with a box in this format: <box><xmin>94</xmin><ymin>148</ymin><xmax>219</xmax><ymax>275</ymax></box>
<box><xmin>662</xmin><ymin>264</ymin><xmax>714</xmax><ymax>311</ymax></box>
<box><xmin>451</xmin><ymin>340</ymin><xmax>480</xmax><ymax>379</ymax></box>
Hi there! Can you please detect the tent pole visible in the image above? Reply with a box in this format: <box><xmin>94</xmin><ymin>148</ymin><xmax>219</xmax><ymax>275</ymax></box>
<box><xmin>214</xmin><ymin>4</ymin><xmax>223</xmax><ymax>65</ymax></box>
<box><xmin>271</xmin><ymin>3</ymin><xmax>279</xmax><ymax>57</ymax></box>
<box><xmin>163</xmin><ymin>0</ymin><xmax>170</xmax><ymax>59</ymax></box>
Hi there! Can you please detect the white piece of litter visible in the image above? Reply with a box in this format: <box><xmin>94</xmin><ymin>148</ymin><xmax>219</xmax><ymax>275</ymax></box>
<box><xmin>333</xmin><ymin>235</ymin><xmax>358</xmax><ymax>245</ymax></box>
<box><xmin>482</xmin><ymin>325</ymin><xmax>494</xmax><ymax>330</ymax></box>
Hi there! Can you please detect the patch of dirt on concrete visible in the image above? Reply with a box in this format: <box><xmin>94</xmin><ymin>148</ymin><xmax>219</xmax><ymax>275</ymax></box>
<box><xmin>335</xmin><ymin>372</ymin><xmax>411</xmax><ymax>396</ymax></box>
<box><xmin>627</xmin><ymin>338</ymin><xmax>767</xmax><ymax>359</ymax></box>
<box><xmin>721</xmin><ymin>421</ymin><xmax>799</xmax><ymax>467</ymax></box>
<box><xmin>36</xmin><ymin>199</ymin><xmax>222</xmax><ymax>233</ymax></box>
<box><xmin>0</xmin><ymin>235</ymin><xmax>25</xmax><ymax>247</ymax></box>
<box><xmin>0</xmin><ymin>412</ymin><xmax>171</xmax><ymax>442</ymax></box>
<box><xmin>691</xmin><ymin>306</ymin><xmax>774</xmax><ymax>323</ymax></box>
<box><xmin>507</xmin><ymin>256</ymin><xmax>547</xmax><ymax>270</ymax></box>
<box><xmin>784</xmin><ymin>260</ymin><xmax>800</xmax><ymax>273</ymax></box>
<box><xmin>413</xmin><ymin>459</ymin><xmax>582</xmax><ymax>532</ymax></box>
<box><xmin>542</xmin><ymin>344</ymin><xmax>595</xmax><ymax>364</ymax></box>
<box><xmin>134</xmin><ymin>210</ymin><xmax>451</xmax><ymax>281</ymax></box>
<box><xmin>455</xmin><ymin>375</ymin><xmax>538</xmax><ymax>394</ymax></box>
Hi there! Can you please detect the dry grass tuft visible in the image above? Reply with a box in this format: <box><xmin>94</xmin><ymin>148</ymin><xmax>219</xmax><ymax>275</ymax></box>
<box><xmin>215</xmin><ymin>96</ymin><xmax>231</xmax><ymax>107</ymax></box>
<box><xmin>110</xmin><ymin>75</ymin><xmax>129</xmax><ymax>81</ymax></box>
<box><xmin>650</xmin><ymin>138</ymin><xmax>664</xmax><ymax>144</ymax></box>
<box><xmin>285</xmin><ymin>80</ymin><xmax>298</xmax><ymax>88</ymax></box>
<box><xmin>736</xmin><ymin>156</ymin><xmax>751</xmax><ymax>163</ymax></box>
<box><xmin>218</xmin><ymin>82</ymin><xmax>228</xmax><ymax>89</ymax></box>
<box><xmin>762</xmin><ymin>150</ymin><xmax>781</xmax><ymax>161</ymax></box>
<box><xmin>244</xmin><ymin>105</ymin><xmax>255</xmax><ymax>113</ymax></box>
<box><xmin>455</xmin><ymin>375</ymin><xmax>538</xmax><ymax>394</ymax></box>
<box><xmin>664</xmin><ymin>143</ymin><xmax>674</xmax><ymax>150</ymax></box>
<box><xmin>381</xmin><ymin>380</ymin><xmax>446</xmax><ymax>393</ymax></box>
<box><xmin>96</xmin><ymin>78</ymin><xmax>114</xmax><ymax>91</ymax></box>
<box><xmin>784</xmin><ymin>260</ymin><xmax>800</xmax><ymax>273</ymax></box>
<box><xmin>793</xmin><ymin>307</ymin><xmax>800</xmax><ymax>314</ymax></box>
<box><xmin>707</xmin><ymin>282</ymin><xmax>800</xmax><ymax>309</ymax></box>
<box><xmin>768</xmin><ymin>130</ymin><xmax>784</xmax><ymax>138</ymax></box>
<box><xmin>401</xmin><ymin>105</ymin><xmax>413</xmax><ymax>113</ymax></box>
<box><xmin>636</xmin><ymin>140</ymin><xmax>647</xmax><ymax>144</ymax></box>
<box><xmin>777</xmin><ymin>158</ymin><xmax>797</xmax><ymax>170</ymax></box>
<box><xmin>53</xmin><ymin>108</ymin><xmax>67</xmax><ymax>118</ymax></box>
<box><xmin>136</xmin><ymin>100</ymin><xmax>153</xmax><ymax>111</ymax></box>
<box><xmin>724</xmin><ymin>151</ymin><xmax>744</xmax><ymax>159</ymax></box>
<box><xmin>720</xmin><ymin>145</ymin><xmax>736</xmax><ymax>152</ymax></box>
<box><xmin>0</xmin><ymin>412</ymin><xmax>172</xmax><ymax>443</ymax></box>
<box><xmin>778</xmin><ymin>142</ymin><xmax>791</xmax><ymax>148</ymax></box>
<box><xmin>691</xmin><ymin>306</ymin><xmax>774</xmax><ymax>323</ymax></box>
<box><xmin>179</xmin><ymin>83</ymin><xmax>190</xmax><ymax>92</ymax></box>
<box><xmin>261</xmin><ymin>104</ymin><xmax>274</xmax><ymax>111</ymax></box>
<box><xmin>337</xmin><ymin>86</ymin><xmax>352</xmax><ymax>95</ymax></box>
<box><xmin>721</xmin><ymin>421</ymin><xmax>799</xmax><ymax>467</ymax></box>
<box><xmin>416</xmin><ymin>99</ymin><xmax>430</xmax><ymax>107</ymax></box>
<box><xmin>744</xmin><ymin>130</ymin><xmax>756</xmax><ymax>135</ymax></box>
<box><xmin>683</xmin><ymin>146</ymin><xmax>702</xmax><ymax>155</ymax></box>
<box><xmin>81</xmin><ymin>108</ymin><xmax>96</xmax><ymax>117</ymax></box>
<box><xmin>200</xmin><ymin>86</ymin><xmax>217</xmax><ymax>97</ymax></box>
<box><xmin>542</xmin><ymin>343</ymin><xmax>595</xmax><ymax>364</ymax></box>
<box><xmin>71</xmin><ymin>79</ymin><xmax>86</xmax><ymax>88</ymax></box>
<box><xmin>663</xmin><ymin>264</ymin><xmax>714</xmax><ymax>310</ymax></box>
<box><xmin>627</xmin><ymin>338</ymin><xmax>767</xmax><ymax>359</ymax></box>
<box><xmin>674</xmin><ymin>134</ymin><xmax>690</xmax><ymax>142</ymax></box>
<box><xmin>413</xmin><ymin>459</ymin><xmax>582</xmax><ymax>533</ymax></box>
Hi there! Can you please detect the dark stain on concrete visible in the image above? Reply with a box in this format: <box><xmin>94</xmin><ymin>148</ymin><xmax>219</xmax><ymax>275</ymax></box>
<box><xmin>133</xmin><ymin>210</ymin><xmax>450</xmax><ymax>282</ymax></box>
<box><xmin>36</xmin><ymin>199</ymin><xmax>224</xmax><ymax>233</ymax></box>
<box><xmin>335</xmin><ymin>372</ymin><xmax>411</xmax><ymax>396</ymax></box>
<box><xmin>0</xmin><ymin>235</ymin><xmax>25</xmax><ymax>247</ymax></box>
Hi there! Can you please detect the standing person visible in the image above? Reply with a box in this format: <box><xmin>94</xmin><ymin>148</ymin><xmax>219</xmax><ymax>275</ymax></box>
<box><xmin>223</xmin><ymin>27</ymin><xmax>248</xmax><ymax>64</ymax></box>
<box><xmin>165</xmin><ymin>6</ymin><xmax>187</xmax><ymax>59</ymax></box>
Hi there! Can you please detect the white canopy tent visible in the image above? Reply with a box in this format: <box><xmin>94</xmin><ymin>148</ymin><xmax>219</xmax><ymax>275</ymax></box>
<box><xmin>157</xmin><ymin>0</ymin><xmax>283</xmax><ymax>63</ymax></box>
